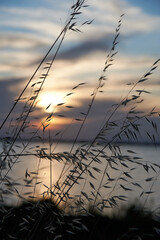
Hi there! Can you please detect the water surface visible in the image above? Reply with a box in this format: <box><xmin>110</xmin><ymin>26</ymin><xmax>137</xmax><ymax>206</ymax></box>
<box><xmin>0</xmin><ymin>142</ymin><xmax>160</xmax><ymax>211</ymax></box>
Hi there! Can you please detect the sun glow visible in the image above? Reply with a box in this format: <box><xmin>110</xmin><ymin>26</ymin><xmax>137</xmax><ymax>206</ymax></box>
<box><xmin>38</xmin><ymin>92</ymin><xmax>64</xmax><ymax>112</ymax></box>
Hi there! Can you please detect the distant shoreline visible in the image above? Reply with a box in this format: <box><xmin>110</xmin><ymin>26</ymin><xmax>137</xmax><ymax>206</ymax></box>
<box><xmin>0</xmin><ymin>138</ymin><xmax>160</xmax><ymax>146</ymax></box>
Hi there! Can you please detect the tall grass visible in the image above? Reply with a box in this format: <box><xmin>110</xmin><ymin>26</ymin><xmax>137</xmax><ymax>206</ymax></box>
<box><xmin>0</xmin><ymin>0</ymin><xmax>160</xmax><ymax>238</ymax></box>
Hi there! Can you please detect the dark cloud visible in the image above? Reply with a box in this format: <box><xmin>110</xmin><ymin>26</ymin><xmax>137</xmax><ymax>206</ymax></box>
<box><xmin>117</xmin><ymin>75</ymin><xmax>160</xmax><ymax>87</ymax></box>
<box><xmin>0</xmin><ymin>78</ymin><xmax>24</xmax><ymax>115</ymax></box>
<box><xmin>43</xmin><ymin>97</ymin><xmax>160</xmax><ymax>143</ymax></box>
<box><xmin>32</xmin><ymin>33</ymin><xmax>115</xmax><ymax>67</ymax></box>
<box><xmin>0</xmin><ymin>77</ymin><xmax>30</xmax><ymax>134</ymax></box>
<box><xmin>56</xmin><ymin>34</ymin><xmax>114</xmax><ymax>61</ymax></box>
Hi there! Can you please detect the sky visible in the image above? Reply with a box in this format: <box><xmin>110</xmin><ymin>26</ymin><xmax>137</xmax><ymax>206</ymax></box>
<box><xmin>0</xmin><ymin>0</ymin><xmax>160</xmax><ymax>142</ymax></box>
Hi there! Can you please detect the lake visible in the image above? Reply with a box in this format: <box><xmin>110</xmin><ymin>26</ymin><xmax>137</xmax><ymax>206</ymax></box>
<box><xmin>0</xmin><ymin>141</ymin><xmax>160</xmax><ymax>212</ymax></box>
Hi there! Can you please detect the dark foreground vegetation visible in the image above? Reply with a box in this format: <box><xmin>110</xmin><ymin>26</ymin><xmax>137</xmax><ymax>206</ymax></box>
<box><xmin>1</xmin><ymin>199</ymin><xmax>160</xmax><ymax>240</ymax></box>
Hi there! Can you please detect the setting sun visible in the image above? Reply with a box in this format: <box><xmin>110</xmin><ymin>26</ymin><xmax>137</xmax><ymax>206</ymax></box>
<box><xmin>38</xmin><ymin>92</ymin><xmax>64</xmax><ymax>112</ymax></box>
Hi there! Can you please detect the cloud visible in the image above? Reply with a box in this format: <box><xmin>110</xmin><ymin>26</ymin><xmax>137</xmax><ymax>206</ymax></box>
<box><xmin>86</xmin><ymin>0</ymin><xmax>160</xmax><ymax>34</ymax></box>
<box><xmin>0</xmin><ymin>19</ymin><xmax>61</xmax><ymax>39</ymax></box>
<box><xmin>1</xmin><ymin>0</ymin><xmax>160</xmax><ymax>47</ymax></box>
<box><xmin>0</xmin><ymin>32</ymin><xmax>49</xmax><ymax>49</ymax></box>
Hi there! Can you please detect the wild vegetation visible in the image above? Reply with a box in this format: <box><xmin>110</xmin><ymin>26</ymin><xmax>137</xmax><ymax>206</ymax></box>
<box><xmin>0</xmin><ymin>0</ymin><xmax>160</xmax><ymax>239</ymax></box>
